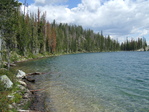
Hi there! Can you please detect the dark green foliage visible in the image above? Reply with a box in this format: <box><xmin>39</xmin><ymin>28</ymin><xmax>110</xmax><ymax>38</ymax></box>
<box><xmin>121</xmin><ymin>37</ymin><xmax>147</xmax><ymax>51</ymax></box>
<box><xmin>55</xmin><ymin>24</ymin><xmax>120</xmax><ymax>53</ymax></box>
<box><xmin>0</xmin><ymin>0</ymin><xmax>21</xmax><ymax>50</ymax></box>
<box><xmin>0</xmin><ymin>92</ymin><xmax>10</xmax><ymax>112</ymax></box>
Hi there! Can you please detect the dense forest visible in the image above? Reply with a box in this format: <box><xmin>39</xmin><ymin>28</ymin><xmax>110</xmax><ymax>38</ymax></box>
<box><xmin>121</xmin><ymin>37</ymin><xmax>147</xmax><ymax>51</ymax></box>
<box><xmin>0</xmin><ymin>0</ymin><xmax>147</xmax><ymax>67</ymax></box>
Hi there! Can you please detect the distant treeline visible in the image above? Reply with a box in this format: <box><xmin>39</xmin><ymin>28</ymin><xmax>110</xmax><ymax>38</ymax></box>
<box><xmin>121</xmin><ymin>38</ymin><xmax>147</xmax><ymax>51</ymax></box>
<box><xmin>0</xmin><ymin>0</ymin><xmax>147</xmax><ymax>64</ymax></box>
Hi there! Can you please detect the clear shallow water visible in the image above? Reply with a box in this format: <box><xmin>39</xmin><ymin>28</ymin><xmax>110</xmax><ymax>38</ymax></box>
<box><xmin>16</xmin><ymin>52</ymin><xmax>149</xmax><ymax>112</ymax></box>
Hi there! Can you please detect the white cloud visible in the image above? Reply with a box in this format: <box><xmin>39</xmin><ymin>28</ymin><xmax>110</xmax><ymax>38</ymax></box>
<box><xmin>24</xmin><ymin>0</ymin><xmax>149</xmax><ymax>44</ymax></box>
<box><xmin>81</xmin><ymin>0</ymin><xmax>101</xmax><ymax>12</ymax></box>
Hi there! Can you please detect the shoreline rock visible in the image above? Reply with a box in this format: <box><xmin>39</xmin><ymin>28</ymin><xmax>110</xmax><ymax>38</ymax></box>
<box><xmin>0</xmin><ymin>75</ymin><xmax>13</xmax><ymax>88</ymax></box>
<box><xmin>17</xmin><ymin>70</ymin><xmax>26</xmax><ymax>78</ymax></box>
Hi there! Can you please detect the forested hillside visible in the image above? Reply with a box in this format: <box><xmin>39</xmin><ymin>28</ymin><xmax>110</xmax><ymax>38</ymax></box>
<box><xmin>121</xmin><ymin>37</ymin><xmax>147</xmax><ymax>51</ymax></box>
<box><xmin>0</xmin><ymin>0</ymin><xmax>147</xmax><ymax>67</ymax></box>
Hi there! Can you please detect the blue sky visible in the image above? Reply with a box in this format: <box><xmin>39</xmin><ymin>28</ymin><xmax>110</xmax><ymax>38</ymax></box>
<box><xmin>18</xmin><ymin>0</ymin><xmax>149</xmax><ymax>44</ymax></box>
<box><xmin>19</xmin><ymin>0</ymin><xmax>34</xmax><ymax>5</ymax></box>
<box><xmin>19</xmin><ymin>0</ymin><xmax>81</xmax><ymax>8</ymax></box>
<box><xmin>63</xmin><ymin>0</ymin><xmax>81</xmax><ymax>8</ymax></box>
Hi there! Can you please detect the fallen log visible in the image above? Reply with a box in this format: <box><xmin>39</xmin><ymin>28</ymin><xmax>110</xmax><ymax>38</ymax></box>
<box><xmin>18</xmin><ymin>110</ymin><xmax>41</xmax><ymax>112</ymax></box>
<box><xmin>30</xmin><ymin>88</ymin><xmax>46</xmax><ymax>92</ymax></box>
<box><xmin>25</xmin><ymin>76</ymin><xmax>35</xmax><ymax>83</ymax></box>
<box><xmin>27</xmin><ymin>72</ymin><xmax>43</xmax><ymax>76</ymax></box>
<box><xmin>27</xmin><ymin>71</ymin><xmax>60</xmax><ymax>76</ymax></box>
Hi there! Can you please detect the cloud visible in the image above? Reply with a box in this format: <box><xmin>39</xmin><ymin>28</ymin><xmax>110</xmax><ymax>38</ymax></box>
<box><xmin>81</xmin><ymin>0</ymin><xmax>101</xmax><ymax>12</ymax></box>
<box><xmin>24</xmin><ymin>0</ymin><xmax>149</xmax><ymax>44</ymax></box>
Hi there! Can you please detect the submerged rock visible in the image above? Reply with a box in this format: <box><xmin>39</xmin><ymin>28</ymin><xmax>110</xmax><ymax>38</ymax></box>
<box><xmin>0</xmin><ymin>75</ymin><xmax>13</xmax><ymax>88</ymax></box>
<box><xmin>25</xmin><ymin>76</ymin><xmax>35</xmax><ymax>83</ymax></box>
<box><xmin>17</xmin><ymin>70</ymin><xmax>26</xmax><ymax>78</ymax></box>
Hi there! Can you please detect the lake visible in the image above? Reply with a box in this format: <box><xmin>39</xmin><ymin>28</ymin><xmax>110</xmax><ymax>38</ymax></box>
<box><xmin>16</xmin><ymin>51</ymin><xmax>149</xmax><ymax>112</ymax></box>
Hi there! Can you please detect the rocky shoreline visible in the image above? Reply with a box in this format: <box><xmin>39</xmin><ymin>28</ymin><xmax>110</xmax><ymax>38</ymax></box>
<box><xmin>23</xmin><ymin>72</ymin><xmax>46</xmax><ymax>112</ymax></box>
<box><xmin>19</xmin><ymin>71</ymin><xmax>46</xmax><ymax>112</ymax></box>
<box><xmin>0</xmin><ymin>69</ymin><xmax>46</xmax><ymax>112</ymax></box>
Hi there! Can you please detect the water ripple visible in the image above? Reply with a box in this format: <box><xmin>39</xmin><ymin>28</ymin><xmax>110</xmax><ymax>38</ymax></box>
<box><xmin>15</xmin><ymin>52</ymin><xmax>149</xmax><ymax>112</ymax></box>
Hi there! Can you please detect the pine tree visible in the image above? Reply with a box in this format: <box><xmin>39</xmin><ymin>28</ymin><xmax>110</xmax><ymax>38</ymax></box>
<box><xmin>0</xmin><ymin>0</ymin><xmax>21</xmax><ymax>68</ymax></box>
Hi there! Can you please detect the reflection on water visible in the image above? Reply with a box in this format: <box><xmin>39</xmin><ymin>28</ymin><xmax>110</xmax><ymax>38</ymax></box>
<box><xmin>15</xmin><ymin>52</ymin><xmax>149</xmax><ymax>112</ymax></box>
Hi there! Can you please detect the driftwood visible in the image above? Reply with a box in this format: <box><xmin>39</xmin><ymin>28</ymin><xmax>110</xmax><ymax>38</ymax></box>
<box><xmin>24</xmin><ymin>71</ymin><xmax>61</xmax><ymax>84</ymax></box>
<box><xmin>24</xmin><ymin>72</ymin><xmax>44</xmax><ymax>83</ymax></box>
<box><xmin>10</xmin><ymin>63</ymin><xmax>16</xmax><ymax>67</ymax></box>
<box><xmin>25</xmin><ymin>76</ymin><xmax>35</xmax><ymax>83</ymax></box>
<box><xmin>27</xmin><ymin>71</ymin><xmax>60</xmax><ymax>76</ymax></box>
<box><xmin>27</xmin><ymin>72</ymin><xmax>44</xmax><ymax>76</ymax></box>
<box><xmin>25</xmin><ymin>71</ymin><xmax>60</xmax><ymax>83</ymax></box>
<box><xmin>18</xmin><ymin>110</ymin><xmax>41</xmax><ymax>112</ymax></box>
<box><xmin>30</xmin><ymin>88</ymin><xmax>46</xmax><ymax>92</ymax></box>
<box><xmin>3</xmin><ymin>62</ymin><xmax>16</xmax><ymax>67</ymax></box>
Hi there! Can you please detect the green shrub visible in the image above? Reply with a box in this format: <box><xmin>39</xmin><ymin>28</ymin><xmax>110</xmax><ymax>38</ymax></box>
<box><xmin>0</xmin><ymin>92</ymin><xmax>10</xmax><ymax>112</ymax></box>
<box><xmin>0</xmin><ymin>69</ymin><xmax>19</xmax><ymax>111</ymax></box>
<box><xmin>27</xmin><ymin>53</ymin><xmax>38</xmax><ymax>59</ymax></box>
<box><xmin>10</xmin><ymin>52</ymin><xmax>20</xmax><ymax>62</ymax></box>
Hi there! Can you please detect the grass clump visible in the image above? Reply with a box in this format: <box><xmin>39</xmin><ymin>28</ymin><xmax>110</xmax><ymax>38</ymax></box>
<box><xmin>0</xmin><ymin>68</ymin><xmax>23</xmax><ymax>112</ymax></box>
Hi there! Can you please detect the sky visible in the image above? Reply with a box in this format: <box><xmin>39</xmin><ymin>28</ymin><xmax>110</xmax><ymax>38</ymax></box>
<box><xmin>18</xmin><ymin>0</ymin><xmax>149</xmax><ymax>44</ymax></box>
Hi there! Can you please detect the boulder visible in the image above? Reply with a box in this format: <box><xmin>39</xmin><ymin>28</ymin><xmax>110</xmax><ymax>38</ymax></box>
<box><xmin>16</xmin><ymin>70</ymin><xmax>26</xmax><ymax>78</ymax></box>
<box><xmin>18</xmin><ymin>80</ymin><xmax>27</xmax><ymax>87</ymax></box>
<box><xmin>23</xmin><ymin>92</ymin><xmax>30</xmax><ymax>99</ymax></box>
<box><xmin>17</xmin><ymin>85</ymin><xmax>26</xmax><ymax>91</ymax></box>
<box><xmin>0</xmin><ymin>75</ymin><xmax>13</xmax><ymax>88</ymax></box>
<box><xmin>17</xmin><ymin>85</ymin><xmax>30</xmax><ymax>93</ymax></box>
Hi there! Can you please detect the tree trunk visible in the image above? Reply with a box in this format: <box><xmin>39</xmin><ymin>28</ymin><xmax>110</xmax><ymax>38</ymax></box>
<box><xmin>6</xmin><ymin>48</ymin><xmax>10</xmax><ymax>70</ymax></box>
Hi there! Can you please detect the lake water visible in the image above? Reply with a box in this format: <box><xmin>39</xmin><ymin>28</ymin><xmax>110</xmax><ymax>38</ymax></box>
<box><xmin>16</xmin><ymin>52</ymin><xmax>149</xmax><ymax>112</ymax></box>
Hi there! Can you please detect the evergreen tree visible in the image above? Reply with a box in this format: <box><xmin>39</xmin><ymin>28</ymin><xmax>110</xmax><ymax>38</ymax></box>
<box><xmin>0</xmin><ymin>0</ymin><xmax>21</xmax><ymax>68</ymax></box>
<box><xmin>120</xmin><ymin>37</ymin><xmax>147</xmax><ymax>51</ymax></box>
